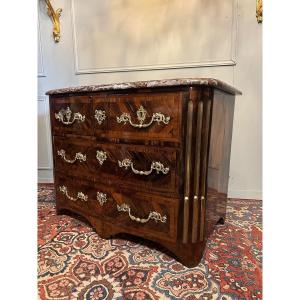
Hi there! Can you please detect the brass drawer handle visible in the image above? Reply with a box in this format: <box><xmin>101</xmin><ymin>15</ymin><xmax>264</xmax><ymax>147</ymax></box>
<box><xmin>95</xmin><ymin>109</ymin><xmax>106</xmax><ymax>125</ymax></box>
<box><xmin>97</xmin><ymin>192</ymin><xmax>107</xmax><ymax>206</ymax></box>
<box><xmin>59</xmin><ymin>185</ymin><xmax>88</xmax><ymax>202</ymax></box>
<box><xmin>96</xmin><ymin>150</ymin><xmax>107</xmax><ymax>165</ymax></box>
<box><xmin>57</xmin><ymin>149</ymin><xmax>86</xmax><ymax>164</ymax></box>
<box><xmin>118</xmin><ymin>158</ymin><xmax>169</xmax><ymax>176</ymax></box>
<box><xmin>55</xmin><ymin>106</ymin><xmax>85</xmax><ymax>125</ymax></box>
<box><xmin>117</xmin><ymin>203</ymin><xmax>167</xmax><ymax>224</ymax></box>
<box><xmin>116</xmin><ymin>105</ymin><xmax>170</xmax><ymax>128</ymax></box>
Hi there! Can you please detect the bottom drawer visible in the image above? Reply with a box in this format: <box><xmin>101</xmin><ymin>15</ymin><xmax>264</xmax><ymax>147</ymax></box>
<box><xmin>55</xmin><ymin>176</ymin><xmax>179</xmax><ymax>243</ymax></box>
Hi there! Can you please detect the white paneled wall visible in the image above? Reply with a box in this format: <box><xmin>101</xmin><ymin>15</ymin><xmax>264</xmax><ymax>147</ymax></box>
<box><xmin>38</xmin><ymin>0</ymin><xmax>262</xmax><ymax>199</ymax></box>
<box><xmin>38</xmin><ymin>96</ymin><xmax>52</xmax><ymax>170</ymax></box>
<box><xmin>72</xmin><ymin>0</ymin><xmax>236</xmax><ymax>73</ymax></box>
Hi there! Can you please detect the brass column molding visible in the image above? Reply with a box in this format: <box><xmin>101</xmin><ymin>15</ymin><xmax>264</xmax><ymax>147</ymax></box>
<box><xmin>45</xmin><ymin>0</ymin><xmax>62</xmax><ymax>42</ymax></box>
<box><xmin>191</xmin><ymin>102</ymin><xmax>203</xmax><ymax>243</ymax></box>
<box><xmin>182</xmin><ymin>100</ymin><xmax>194</xmax><ymax>244</ymax></box>
<box><xmin>199</xmin><ymin>98</ymin><xmax>212</xmax><ymax>242</ymax></box>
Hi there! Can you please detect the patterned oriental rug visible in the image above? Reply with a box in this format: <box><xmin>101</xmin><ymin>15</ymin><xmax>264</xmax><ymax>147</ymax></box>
<box><xmin>38</xmin><ymin>184</ymin><xmax>262</xmax><ymax>300</ymax></box>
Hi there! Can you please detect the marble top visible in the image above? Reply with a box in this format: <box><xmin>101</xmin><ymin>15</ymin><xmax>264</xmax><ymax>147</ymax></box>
<box><xmin>46</xmin><ymin>78</ymin><xmax>242</xmax><ymax>96</ymax></box>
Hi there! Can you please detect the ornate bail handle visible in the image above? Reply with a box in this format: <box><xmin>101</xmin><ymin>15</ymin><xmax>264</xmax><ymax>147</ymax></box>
<box><xmin>116</xmin><ymin>105</ymin><xmax>170</xmax><ymax>128</ymax></box>
<box><xmin>59</xmin><ymin>185</ymin><xmax>88</xmax><ymax>202</ymax></box>
<box><xmin>117</xmin><ymin>203</ymin><xmax>167</xmax><ymax>224</ymax></box>
<box><xmin>55</xmin><ymin>106</ymin><xmax>85</xmax><ymax>125</ymax></box>
<box><xmin>57</xmin><ymin>149</ymin><xmax>86</xmax><ymax>164</ymax></box>
<box><xmin>118</xmin><ymin>158</ymin><xmax>169</xmax><ymax>176</ymax></box>
<box><xmin>95</xmin><ymin>109</ymin><xmax>106</xmax><ymax>125</ymax></box>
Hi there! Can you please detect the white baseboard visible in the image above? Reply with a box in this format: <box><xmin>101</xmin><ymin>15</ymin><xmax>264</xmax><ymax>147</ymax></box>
<box><xmin>38</xmin><ymin>169</ymin><xmax>53</xmax><ymax>183</ymax></box>
<box><xmin>38</xmin><ymin>178</ymin><xmax>54</xmax><ymax>183</ymax></box>
<box><xmin>228</xmin><ymin>189</ymin><xmax>262</xmax><ymax>200</ymax></box>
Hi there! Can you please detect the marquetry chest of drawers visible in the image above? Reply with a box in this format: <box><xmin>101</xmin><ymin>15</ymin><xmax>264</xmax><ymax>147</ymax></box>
<box><xmin>47</xmin><ymin>78</ymin><xmax>241</xmax><ymax>267</ymax></box>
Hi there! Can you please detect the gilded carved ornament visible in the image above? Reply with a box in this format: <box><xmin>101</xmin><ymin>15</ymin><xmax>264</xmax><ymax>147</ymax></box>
<box><xmin>256</xmin><ymin>0</ymin><xmax>263</xmax><ymax>23</ymax></box>
<box><xmin>44</xmin><ymin>0</ymin><xmax>62</xmax><ymax>42</ymax></box>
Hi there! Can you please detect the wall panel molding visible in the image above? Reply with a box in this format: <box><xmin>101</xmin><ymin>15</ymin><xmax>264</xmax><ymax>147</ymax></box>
<box><xmin>38</xmin><ymin>17</ymin><xmax>46</xmax><ymax>77</ymax></box>
<box><xmin>71</xmin><ymin>0</ymin><xmax>238</xmax><ymax>75</ymax></box>
<box><xmin>74</xmin><ymin>60</ymin><xmax>237</xmax><ymax>74</ymax></box>
<box><xmin>38</xmin><ymin>96</ymin><xmax>52</xmax><ymax>170</ymax></box>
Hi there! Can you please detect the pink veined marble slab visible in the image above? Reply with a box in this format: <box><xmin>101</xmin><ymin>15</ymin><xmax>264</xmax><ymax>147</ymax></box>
<box><xmin>46</xmin><ymin>78</ymin><xmax>242</xmax><ymax>95</ymax></box>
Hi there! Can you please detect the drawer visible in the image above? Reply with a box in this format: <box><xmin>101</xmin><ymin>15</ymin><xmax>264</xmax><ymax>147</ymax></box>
<box><xmin>94</xmin><ymin>184</ymin><xmax>179</xmax><ymax>243</ymax></box>
<box><xmin>53</xmin><ymin>137</ymin><xmax>95</xmax><ymax>181</ymax></box>
<box><xmin>92</xmin><ymin>142</ymin><xmax>180</xmax><ymax>195</ymax></box>
<box><xmin>101</xmin><ymin>92</ymin><xmax>183</xmax><ymax>142</ymax></box>
<box><xmin>55</xmin><ymin>177</ymin><xmax>179</xmax><ymax>243</ymax></box>
<box><xmin>50</xmin><ymin>95</ymin><xmax>93</xmax><ymax>136</ymax></box>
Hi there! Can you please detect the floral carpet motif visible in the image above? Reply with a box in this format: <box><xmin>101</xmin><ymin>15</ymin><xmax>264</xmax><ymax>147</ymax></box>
<box><xmin>38</xmin><ymin>184</ymin><xmax>262</xmax><ymax>300</ymax></box>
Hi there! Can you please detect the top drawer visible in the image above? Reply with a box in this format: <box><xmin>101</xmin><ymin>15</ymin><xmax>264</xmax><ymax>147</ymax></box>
<box><xmin>50</xmin><ymin>95</ymin><xmax>93</xmax><ymax>136</ymax></box>
<box><xmin>95</xmin><ymin>92</ymin><xmax>183</xmax><ymax>142</ymax></box>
